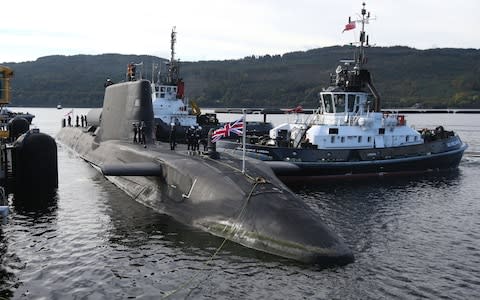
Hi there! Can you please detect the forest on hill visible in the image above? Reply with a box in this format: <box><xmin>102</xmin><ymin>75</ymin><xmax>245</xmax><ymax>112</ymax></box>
<box><xmin>3</xmin><ymin>46</ymin><xmax>480</xmax><ymax>109</ymax></box>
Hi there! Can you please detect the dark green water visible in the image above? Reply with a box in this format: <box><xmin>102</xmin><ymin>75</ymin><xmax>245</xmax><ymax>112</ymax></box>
<box><xmin>1</xmin><ymin>109</ymin><xmax>479</xmax><ymax>299</ymax></box>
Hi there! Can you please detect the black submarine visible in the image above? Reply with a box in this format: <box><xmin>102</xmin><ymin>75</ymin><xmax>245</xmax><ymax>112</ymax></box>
<box><xmin>56</xmin><ymin>79</ymin><xmax>354</xmax><ymax>265</ymax></box>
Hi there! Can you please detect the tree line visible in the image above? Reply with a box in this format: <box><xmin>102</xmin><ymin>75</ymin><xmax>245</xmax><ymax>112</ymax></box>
<box><xmin>3</xmin><ymin>46</ymin><xmax>480</xmax><ymax>109</ymax></box>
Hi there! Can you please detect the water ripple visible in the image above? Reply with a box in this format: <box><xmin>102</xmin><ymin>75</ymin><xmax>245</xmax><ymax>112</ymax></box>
<box><xmin>1</xmin><ymin>110</ymin><xmax>479</xmax><ymax>299</ymax></box>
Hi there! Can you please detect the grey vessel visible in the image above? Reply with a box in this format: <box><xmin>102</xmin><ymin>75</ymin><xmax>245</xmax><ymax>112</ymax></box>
<box><xmin>56</xmin><ymin>78</ymin><xmax>354</xmax><ymax>265</ymax></box>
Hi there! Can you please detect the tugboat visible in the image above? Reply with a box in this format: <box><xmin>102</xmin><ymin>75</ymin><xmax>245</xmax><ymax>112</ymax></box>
<box><xmin>216</xmin><ymin>3</ymin><xmax>467</xmax><ymax>183</ymax></box>
<box><xmin>151</xmin><ymin>27</ymin><xmax>218</xmax><ymax>141</ymax></box>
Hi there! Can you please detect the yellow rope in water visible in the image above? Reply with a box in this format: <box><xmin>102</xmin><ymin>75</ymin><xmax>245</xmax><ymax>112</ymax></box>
<box><xmin>162</xmin><ymin>179</ymin><xmax>262</xmax><ymax>299</ymax></box>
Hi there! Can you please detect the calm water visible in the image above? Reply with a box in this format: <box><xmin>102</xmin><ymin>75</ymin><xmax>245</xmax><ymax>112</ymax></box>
<box><xmin>1</xmin><ymin>108</ymin><xmax>479</xmax><ymax>299</ymax></box>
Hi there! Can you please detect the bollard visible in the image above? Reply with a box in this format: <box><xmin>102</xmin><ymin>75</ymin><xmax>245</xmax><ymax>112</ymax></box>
<box><xmin>207</xmin><ymin>128</ymin><xmax>219</xmax><ymax>159</ymax></box>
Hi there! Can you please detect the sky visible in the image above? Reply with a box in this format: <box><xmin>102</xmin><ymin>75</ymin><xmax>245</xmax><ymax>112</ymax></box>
<box><xmin>1</xmin><ymin>0</ymin><xmax>479</xmax><ymax>63</ymax></box>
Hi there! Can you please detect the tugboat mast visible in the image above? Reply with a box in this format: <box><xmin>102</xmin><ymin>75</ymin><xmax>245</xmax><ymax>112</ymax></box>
<box><xmin>356</xmin><ymin>2</ymin><xmax>371</xmax><ymax>70</ymax></box>
<box><xmin>167</xmin><ymin>26</ymin><xmax>179</xmax><ymax>85</ymax></box>
<box><xmin>170</xmin><ymin>26</ymin><xmax>176</xmax><ymax>65</ymax></box>
<box><xmin>345</xmin><ymin>2</ymin><xmax>380</xmax><ymax>111</ymax></box>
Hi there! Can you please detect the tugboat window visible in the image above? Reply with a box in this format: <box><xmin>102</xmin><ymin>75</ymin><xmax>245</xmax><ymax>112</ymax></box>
<box><xmin>322</xmin><ymin>94</ymin><xmax>334</xmax><ymax>113</ymax></box>
<box><xmin>348</xmin><ymin>94</ymin><xmax>356</xmax><ymax>112</ymax></box>
<box><xmin>367</xmin><ymin>95</ymin><xmax>375</xmax><ymax>112</ymax></box>
<box><xmin>329</xmin><ymin>128</ymin><xmax>339</xmax><ymax>134</ymax></box>
<box><xmin>355</xmin><ymin>95</ymin><xmax>361</xmax><ymax>113</ymax></box>
<box><xmin>334</xmin><ymin>94</ymin><xmax>345</xmax><ymax>113</ymax></box>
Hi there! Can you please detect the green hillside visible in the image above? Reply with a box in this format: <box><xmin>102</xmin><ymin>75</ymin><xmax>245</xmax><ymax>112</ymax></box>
<box><xmin>3</xmin><ymin>46</ymin><xmax>480</xmax><ymax>108</ymax></box>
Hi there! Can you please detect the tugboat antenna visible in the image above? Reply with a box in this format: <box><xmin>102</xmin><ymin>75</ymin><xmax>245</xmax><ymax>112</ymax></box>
<box><xmin>167</xmin><ymin>26</ymin><xmax>179</xmax><ymax>84</ymax></box>
<box><xmin>170</xmin><ymin>26</ymin><xmax>176</xmax><ymax>64</ymax></box>
<box><xmin>358</xmin><ymin>2</ymin><xmax>371</xmax><ymax>69</ymax></box>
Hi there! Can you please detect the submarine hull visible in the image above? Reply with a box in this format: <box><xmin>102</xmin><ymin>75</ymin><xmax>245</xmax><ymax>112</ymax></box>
<box><xmin>56</xmin><ymin>80</ymin><xmax>353</xmax><ymax>265</ymax></box>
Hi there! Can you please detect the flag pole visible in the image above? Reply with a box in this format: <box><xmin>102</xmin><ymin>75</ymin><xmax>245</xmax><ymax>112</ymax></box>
<box><xmin>242</xmin><ymin>109</ymin><xmax>246</xmax><ymax>174</ymax></box>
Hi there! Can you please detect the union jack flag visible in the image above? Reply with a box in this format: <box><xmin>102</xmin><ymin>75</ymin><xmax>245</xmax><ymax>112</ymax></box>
<box><xmin>211</xmin><ymin>117</ymin><xmax>244</xmax><ymax>143</ymax></box>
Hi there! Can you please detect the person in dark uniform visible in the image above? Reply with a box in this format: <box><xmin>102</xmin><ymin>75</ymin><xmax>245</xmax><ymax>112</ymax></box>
<box><xmin>198</xmin><ymin>126</ymin><xmax>207</xmax><ymax>151</ymax></box>
<box><xmin>169</xmin><ymin>123</ymin><xmax>177</xmax><ymax>150</ymax></box>
<box><xmin>194</xmin><ymin>126</ymin><xmax>201</xmax><ymax>151</ymax></box>
<box><xmin>127</xmin><ymin>63</ymin><xmax>136</xmax><ymax>81</ymax></box>
<box><xmin>133</xmin><ymin>123</ymin><xmax>138</xmax><ymax>143</ymax></box>
<box><xmin>186</xmin><ymin>126</ymin><xmax>195</xmax><ymax>150</ymax></box>
<box><xmin>67</xmin><ymin>115</ymin><xmax>72</xmax><ymax>127</ymax></box>
<box><xmin>131</xmin><ymin>64</ymin><xmax>136</xmax><ymax>81</ymax></box>
<box><xmin>76</xmin><ymin>115</ymin><xmax>79</xmax><ymax>127</ymax></box>
<box><xmin>140</xmin><ymin>121</ymin><xmax>146</xmax><ymax>146</ymax></box>
<box><xmin>104</xmin><ymin>78</ymin><xmax>114</xmax><ymax>87</ymax></box>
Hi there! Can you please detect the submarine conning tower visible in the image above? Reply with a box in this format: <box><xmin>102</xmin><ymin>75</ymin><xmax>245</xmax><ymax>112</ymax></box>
<box><xmin>94</xmin><ymin>80</ymin><xmax>154</xmax><ymax>143</ymax></box>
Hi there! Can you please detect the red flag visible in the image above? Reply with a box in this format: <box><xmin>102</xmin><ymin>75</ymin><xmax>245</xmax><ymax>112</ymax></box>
<box><xmin>286</xmin><ymin>105</ymin><xmax>304</xmax><ymax>113</ymax></box>
<box><xmin>342</xmin><ymin>21</ymin><xmax>356</xmax><ymax>33</ymax></box>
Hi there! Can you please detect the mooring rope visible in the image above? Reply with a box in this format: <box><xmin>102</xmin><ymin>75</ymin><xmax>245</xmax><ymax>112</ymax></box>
<box><xmin>162</xmin><ymin>177</ymin><xmax>263</xmax><ymax>299</ymax></box>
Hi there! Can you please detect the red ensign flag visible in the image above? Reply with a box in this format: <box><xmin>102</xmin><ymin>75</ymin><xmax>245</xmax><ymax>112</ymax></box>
<box><xmin>342</xmin><ymin>22</ymin><xmax>356</xmax><ymax>33</ymax></box>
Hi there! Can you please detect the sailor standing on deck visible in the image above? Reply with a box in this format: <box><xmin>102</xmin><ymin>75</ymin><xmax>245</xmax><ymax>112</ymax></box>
<box><xmin>186</xmin><ymin>126</ymin><xmax>195</xmax><ymax>151</ymax></box>
<box><xmin>132</xmin><ymin>123</ymin><xmax>138</xmax><ymax>143</ymax></box>
<box><xmin>194</xmin><ymin>126</ymin><xmax>201</xmax><ymax>151</ymax></box>
<box><xmin>169</xmin><ymin>123</ymin><xmax>177</xmax><ymax>150</ymax></box>
<box><xmin>127</xmin><ymin>63</ymin><xmax>136</xmax><ymax>81</ymax></box>
<box><xmin>104</xmin><ymin>78</ymin><xmax>114</xmax><ymax>87</ymax></box>
<box><xmin>140</xmin><ymin>121</ymin><xmax>146</xmax><ymax>147</ymax></box>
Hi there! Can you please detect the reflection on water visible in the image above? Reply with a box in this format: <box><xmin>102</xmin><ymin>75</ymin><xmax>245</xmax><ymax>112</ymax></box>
<box><xmin>0</xmin><ymin>229</ymin><xmax>16</xmax><ymax>299</ymax></box>
<box><xmin>12</xmin><ymin>192</ymin><xmax>59</xmax><ymax>217</ymax></box>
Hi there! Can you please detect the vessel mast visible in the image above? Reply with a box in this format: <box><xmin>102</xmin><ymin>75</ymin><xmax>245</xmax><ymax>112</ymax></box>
<box><xmin>356</xmin><ymin>2</ymin><xmax>371</xmax><ymax>70</ymax></box>
<box><xmin>346</xmin><ymin>3</ymin><xmax>380</xmax><ymax>111</ymax></box>
<box><xmin>167</xmin><ymin>26</ymin><xmax>179</xmax><ymax>84</ymax></box>
<box><xmin>170</xmin><ymin>26</ymin><xmax>176</xmax><ymax>65</ymax></box>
